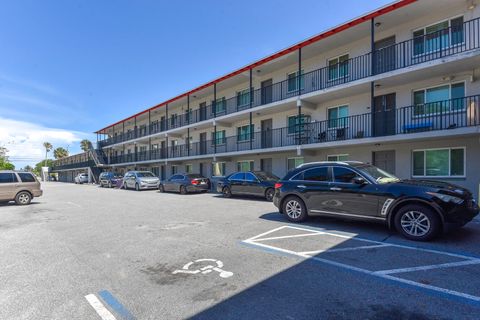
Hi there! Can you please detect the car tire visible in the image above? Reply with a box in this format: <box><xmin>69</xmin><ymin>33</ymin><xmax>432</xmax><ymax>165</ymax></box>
<box><xmin>123</xmin><ymin>182</ymin><xmax>128</xmax><ymax>190</ymax></box>
<box><xmin>159</xmin><ymin>185</ymin><xmax>164</xmax><ymax>193</ymax></box>
<box><xmin>15</xmin><ymin>191</ymin><xmax>32</xmax><ymax>206</ymax></box>
<box><xmin>222</xmin><ymin>186</ymin><xmax>232</xmax><ymax>198</ymax></box>
<box><xmin>135</xmin><ymin>183</ymin><xmax>140</xmax><ymax>191</ymax></box>
<box><xmin>394</xmin><ymin>204</ymin><xmax>441</xmax><ymax>241</ymax></box>
<box><xmin>283</xmin><ymin>196</ymin><xmax>308</xmax><ymax>222</ymax></box>
<box><xmin>108</xmin><ymin>181</ymin><xmax>112</xmax><ymax>188</ymax></box>
<box><xmin>265</xmin><ymin>188</ymin><xmax>275</xmax><ymax>202</ymax></box>
<box><xmin>180</xmin><ymin>185</ymin><xmax>187</xmax><ymax>195</ymax></box>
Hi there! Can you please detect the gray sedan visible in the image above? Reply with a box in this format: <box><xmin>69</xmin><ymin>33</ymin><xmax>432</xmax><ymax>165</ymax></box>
<box><xmin>159</xmin><ymin>174</ymin><xmax>210</xmax><ymax>194</ymax></box>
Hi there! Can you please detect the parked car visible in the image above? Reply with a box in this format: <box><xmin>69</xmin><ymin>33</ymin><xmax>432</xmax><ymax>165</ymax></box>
<box><xmin>122</xmin><ymin>171</ymin><xmax>160</xmax><ymax>191</ymax></box>
<box><xmin>74</xmin><ymin>173</ymin><xmax>89</xmax><ymax>184</ymax></box>
<box><xmin>0</xmin><ymin>171</ymin><xmax>43</xmax><ymax>205</ymax></box>
<box><xmin>273</xmin><ymin>161</ymin><xmax>479</xmax><ymax>241</ymax></box>
<box><xmin>217</xmin><ymin>171</ymin><xmax>279</xmax><ymax>201</ymax></box>
<box><xmin>159</xmin><ymin>173</ymin><xmax>210</xmax><ymax>194</ymax></box>
<box><xmin>99</xmin><ymin>172</ymin><xmax>123</xmax><ymax>188</ymax></box>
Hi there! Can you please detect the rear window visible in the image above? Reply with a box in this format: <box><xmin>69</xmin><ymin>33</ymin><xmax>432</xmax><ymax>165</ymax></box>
<box><xmin>187</xmin><ymin>174</ymin><xmax>204</xmax><ymax>179</ymax></box>
<box><xmin>18</xmin><ymin>173</ymin><xmax>36</xmax><ymax>183</ymax></box>
<box><xmin>229</xmin><ymin>173</ymin><xmax>245</xmax><ymax>181</ymax></box>
<box><xmin>0</xmin><ymin>173</ymin><xmax>18</xmax><ymax>183</ymax></box>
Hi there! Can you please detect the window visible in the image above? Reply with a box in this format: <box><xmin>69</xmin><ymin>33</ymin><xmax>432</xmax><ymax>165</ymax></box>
<box><xmin>333</xmin><ymin>167</ymin><xmax>360</xmax><ymax>183</ymax></box>
<box><xmin>0</xmin><ymin>173</ymin><xmax>17</xmax><ymax>183</ymax></box>
<box><xmin>212</xmin><ymin>97</ymin><xmax>226</xmax><ymax>114</ymax></box>
<box><xmin>185</xmin><ymin>136</ymin><xmax>193</xmax><ymax>150</ymax></box>
<box><xmin>327</xmin><ymin>154</ymin><xmax>349</xmax><ymax>162</ymax></box>
<box><xmin>185</xmin><ymin>109</ymin><xmax>193</xmax><ymax>123</ymax></box>
<box><xmin>185</xmin><ymin>164</ymin><xmax>193</xmax><ymax>174</ymax></box>
<box><xmin>211</xmin><ymin>130</ymin><xmax>226</xmax><ymax>145</ymax></box>
<box><xmin>170</xmin><ymin>174</ymin><xmax>182</xmax><ymax>180</ymax></box>
<box><xmin>237</xmin><ymin>124</ymin><xmax>254</xmax><ymax>142</ymax></box>
<box><xmin>237</xmin><ymin>89</ymin><xmax>250</xmax><ymax>108</ymax></box>
<box><xmin>170</xmin><ymin>114</ymin><xmax>178</xmax><ymax>127</ymax></box>
<box><xmin>287</xmin><ymin>114</ymin><xmax>311</xmax><ymax>135</ymax></box>
<box><xmin>413</xmin><ymin>82</ymin><xmax>465</xmax><ymax>116</ymax></box>
<box><xmin>328</xmin><ymin>54</ymin><xmax>349</xmax><ymax>80</ymax></box>
<box><xmin>171</xmin><ymin>165</ymin><xmax>178</xmax><ymax>175</ymax></box>
<box><xmin>412</xmin><ymin>148</ymin><xmax>465</xmax><ymax>177</ymax></box>
<box><xmin>287</xmin><ymin>70</ymin><xmax>304</xmax><ymax>92</ymax></box>
<box><xmin>303</xmin><ymin>167</ymin><xmax>330</xmax><ymax>182</ymax></box>
<box><xmin>237</xmin><ymin>160</ymin><xmax>254</xmax><ymax>172</ymax></box>
<box><xmin>245</xmin><ymin>172</ymin><xmax>258</xmax><ymax>182</ymax></box>
<box><xmin>212</xmin><ymin>162</ymin><xmax>226</xmax><ymax>176</ymax></box>
<box><xmin>287</xmin><ymin>157</ymin><xmax>304</xmax><ymax>171</ymax></box>
<box><xmin>229</xmin><ymin>172</ymin><xmax>245</xmax><ymax>181</ymax></box>
<box><xmin>413</xmin><ymin>16</ymin><xmax>464</xmax><ymax>55</ymax></box>
<box><xmin>328</xmin><ymin>105</ymin><xmax>349</xmax><ymax>128</ymax></box>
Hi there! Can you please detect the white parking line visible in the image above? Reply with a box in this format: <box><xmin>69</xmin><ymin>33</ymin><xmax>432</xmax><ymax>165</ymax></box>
<box><xmin>374</xmin><ymin>259</ymin><xmax>480</xmax><ymax>275</ymax></box>
<box><xmin>243</xmin><ymin>226</ymin><xmax>480</xmax><ymax>304</ymax></box>
<box><xmin>254</xmin><ymin>232</ymin><xmax>325</xmax><ymax>242</ymax></box>
<box><xmin>85</xmin><ymin>294</ymin><xmax>117</xmax><ymax>320</ymax></box>
<box><xmin>300</xmin><ymin>244</ymin><xmax>392</xmax><ymax>255</ymax></box>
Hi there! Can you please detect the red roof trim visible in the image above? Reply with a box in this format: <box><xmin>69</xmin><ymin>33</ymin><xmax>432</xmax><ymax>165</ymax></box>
<box><xmin>96</xmin><ymin>0</ymin><xmax>417</xmax><ymax>134</ymax></box>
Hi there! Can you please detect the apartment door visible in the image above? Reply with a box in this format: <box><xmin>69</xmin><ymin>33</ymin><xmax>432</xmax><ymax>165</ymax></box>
<box><xmin>160</xmin><ymin>165</ymin><xmax>166</xmax><ymax>180</ymax></box>
<box><xmin>160</xmin><ymin>141</ymin><xmax>166</xmax><ymax>158</ymax></box>
<box><xmin>374</xmin><ymin>36</ymin><xmax>396</xmax><ymax>74</ymax></box>
<box><xmin>261</xmin><ymin>119</ymin><xmax>273</xmax><ymax>148</ymax></box>
<box><xmin>199</xmin><ymin>163</ymin><xmax>204</xmax><ymax>176</ymax></box>
<box><xmin>160</xmin><ymin>116</ymin><xmax>166</xmax><ymax>131</ymax></box>
<box><xmin>199</xmin><ymin>132</ymin><xmax>207</xmax><ymax>155</ymax></box>
<box><xmin>199</xmin><ymin>102</ymin><xmax>207</xmax><ymax>121</ymax></box>
<box><xmin>373</xmin><ymin>93</ymin><xmax>396</xmax><ymax>137</ymax></box>
<box><xmin>260</xmin><ymin>158</ymin><xmax>273</xmax><ymax>173</ymax></box>
<box><xmin>261</xmin><ymin>79</ymin><xmax>273</xmax><ymax>105</ymax></box>
<box><xmin>373</xmin><ymin>150</ymin><xmax>396</xmax><ymax>174</ymax></box>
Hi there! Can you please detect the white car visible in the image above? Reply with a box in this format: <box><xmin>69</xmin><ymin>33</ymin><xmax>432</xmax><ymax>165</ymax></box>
<box><xmin>74</xmin><ymin>173</ymin><xmax>89</xmax><ymax>184</ymax></box>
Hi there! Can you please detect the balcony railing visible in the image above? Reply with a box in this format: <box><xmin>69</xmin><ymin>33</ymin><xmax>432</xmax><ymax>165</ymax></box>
<box><xmin>98</xmin><ymin>17</ymin><xmax>480</xmax><ymax>148</ymax></box>
<box><xmin>52</xmin><ymin>160</ymin><xmax>96</xmax><ymax>171</ymax></box>
<box><xmin>102</xmin><ymin>95</ymin><xmax>479</xmax><ymax>165</ymax></box>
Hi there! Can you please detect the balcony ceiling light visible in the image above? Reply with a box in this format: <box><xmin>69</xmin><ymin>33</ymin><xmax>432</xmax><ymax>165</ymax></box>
<box><xmin>375</xmin><ymin>22</ymin><xmax>381</xmax><ymax>27</ymax></box>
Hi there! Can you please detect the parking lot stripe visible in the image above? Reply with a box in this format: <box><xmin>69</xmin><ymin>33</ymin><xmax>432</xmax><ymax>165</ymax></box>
<box><xmin>374</xmin><ymin>259</ymin><xmax>480</xmax><ymax>275</ymax></box>
<box><xmin>299</xmin><ymin>244</ymin><xmax>392</xmax><ymax>255</ymax></box>
<box><xmin>98</xmin><ymin>290</ymin><xmax>136</xmax><ymax>320</ymax></box>
<box><xmin>245</xmin><ymin>226</ymin><xmax>291</xmax><ymax>241</ymax></box>
<box><xmin>244</xmin><ymin>226</ymin><xmax>480</xmax><ymax>306</ymax></box>
<box><xmin>85</xmin><ymin>294</ymin><xmax>117</xmax><ymax>320</ymax></box>
<box><xmin>254</xmin><ymin>232</ymin><xmax>325</xmax><ymax>242</ymax></box>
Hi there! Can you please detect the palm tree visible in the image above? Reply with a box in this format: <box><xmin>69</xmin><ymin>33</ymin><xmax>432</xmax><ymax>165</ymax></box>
<box><xmin>43</xmin><ymin>142</ymin><xmax>53</xmax><ymax>167</ymax></box>
<box><xmin>80</xmin><ymin>139</ymin><xmax>92</xmax><ymax>152</ymax></box>
<box><xmin>53</xmin><ymin>147</ymin><xmax>69</xmax><ymax>159</ymax></box>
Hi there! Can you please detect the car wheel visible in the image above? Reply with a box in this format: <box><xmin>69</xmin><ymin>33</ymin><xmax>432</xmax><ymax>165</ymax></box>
<box><xmin>222</xmin><ymin>186</ymin><xmax>232</xmax><ymax>198</ymax></box>
<box><xmin>123</xmin><ymin>182</ymin><xmax>128</xmax><ymax>190</ymax></box>
<box><xmin>159</xmin><ymin>185</ymin><xmax>164</xmax><ymax>193</ymax></box>
<box><xmin>283</xmin><ymin>196</ymin><xmax>308</xmax><ymax>222</ymax></box>
<box><xmin>394</xmin><ymin>204</ymin><xmax>440</xmax><ymax>241</ymax></box>
<box><xmin>15</xmin><ymin>191</ymin><xmax>32</xmax><ymax>206</ymax></box>
<box><xmin>180</xmin><ymin>185</ymin><xmax>187</xmax><ymax>195</ymax></box>
<box><xmin>265</xmin><ymin>188</ymin><xmax>275</xmax><ymax>202</ymax></box>
<box><xmin>108</xmin><ymin>181</ymin><xmax>112</xmax><ymax>188</ymax></box>
<box><xmin>135</xmin><ymin>183</ymin><xmax>140</xmax><ymax>191</ymax></box>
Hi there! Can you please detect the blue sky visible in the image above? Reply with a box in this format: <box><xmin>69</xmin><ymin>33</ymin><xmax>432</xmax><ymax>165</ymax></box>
<box><xmin>0</xmin><ymin>0</ymin><xmax>392</xmax><ymax>168</ymax></box>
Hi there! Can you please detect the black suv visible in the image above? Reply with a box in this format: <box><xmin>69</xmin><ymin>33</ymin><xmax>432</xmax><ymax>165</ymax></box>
<box><xmin>273</xmin><ymin>161</ymin><xmax>479</xmax><ymax>241</ymax></box>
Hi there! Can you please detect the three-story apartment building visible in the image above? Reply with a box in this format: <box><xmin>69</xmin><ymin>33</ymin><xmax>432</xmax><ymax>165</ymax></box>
<box><xmin>54</xmin><ymin>0</ymin><xmax>480</xmax><ymax>199</ymax></box>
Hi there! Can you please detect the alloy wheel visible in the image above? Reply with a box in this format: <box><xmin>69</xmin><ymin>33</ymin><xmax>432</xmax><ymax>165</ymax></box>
<box><xmin>17</xmin><ymin>193</ymin><xmax>31</xmax><ymax>205</ymax></box>
<box><xmin>400</xmin><ymin>211</ymin><xmax>431</xmax><ymax>237</ymax></box>
<box><xmin>285</xmin><ymin>200</ymin><xmax>302</xmax><ymax>219</ymax></box>
<box><xmin>265</xmin><ymin>189</ymin><xmax>274</xmax><ymax>201</ymax></box>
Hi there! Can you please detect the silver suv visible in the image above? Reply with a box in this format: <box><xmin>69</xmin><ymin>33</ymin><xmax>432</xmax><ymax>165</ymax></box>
<box><xmin>0</xmin><ymin>171</ymin><xmax>43</xmax><ymax>205</ymax></box>
<box><xmin>122</xmin><ymin>171</ymin><xmax>159</xmax><ymax>191</ymax></box>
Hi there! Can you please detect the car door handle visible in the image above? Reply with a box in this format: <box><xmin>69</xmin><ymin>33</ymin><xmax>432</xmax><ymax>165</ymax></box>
<box><xmin>330</xmin><ymin>187</ymin><xmax>342</xmax><ymax>191</ymax></box>
<box><xmin>297</xmin><ymin>185</ymin><xmax>307</xmax><ymax>188</ymax></box>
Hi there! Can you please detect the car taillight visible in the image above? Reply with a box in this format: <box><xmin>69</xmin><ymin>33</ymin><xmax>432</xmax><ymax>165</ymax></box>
<box><xmin>191</xmin><ymin>179</ymin><xmax>200</xmax><ymax>185</ymax></box>
<box><xmin>274</xmin><ymin>183</ymin><xmax>283</xmax><ymax>189</ymax></box>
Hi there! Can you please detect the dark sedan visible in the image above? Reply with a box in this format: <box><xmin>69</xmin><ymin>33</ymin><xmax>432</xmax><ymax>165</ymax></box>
<box><xmin>273</xmin><ymin>161</ymin><xmax>479</xmax><ymax>241</ymax></box>
<box><xmin>99</xmin><ymin>172</ymin><xmax>123</xmax><ymax>188</ymax></box>
<box><xmin>217</xmin><ymin>171</ymin><xmax>279</xmax><ymax>201</ymax></box>
<box><xmin>159</xmin><ymin>174</ymin><xmax>210</xmax><ymax>194</ymax></box>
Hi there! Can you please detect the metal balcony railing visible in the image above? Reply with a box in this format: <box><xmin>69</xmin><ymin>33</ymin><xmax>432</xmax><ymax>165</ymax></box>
<box><xmin>98</xmin><ymin>17</ymin><xmax>480</xmax><ymax>148</ymax></box>
<box><xmin>102</xmin><ymin>95</ymin><xmax>480</xmax><ymax>165</ymax></box>
<box><xmin>52</xmin><ymin>160</ymin><xmax>96</xmax><ymax>171</ymax></box>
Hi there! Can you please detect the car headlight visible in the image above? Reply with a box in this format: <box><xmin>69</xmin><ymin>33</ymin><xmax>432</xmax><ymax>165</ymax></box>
<box><xmin>140</xmin><ymin>181</ymin><xmax>147</xmax><ymax>185</ymax></box>
<box><xmin>427</xmin><ymin>192</ymin><xmax>464</xmax><ymax>204</ymax></box>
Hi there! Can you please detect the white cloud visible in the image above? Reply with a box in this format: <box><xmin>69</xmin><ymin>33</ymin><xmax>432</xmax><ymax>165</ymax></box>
<box><xmin>0</xmin><ymin>117</ymin><xmax>94</xmax><ymax>167</ymax></box>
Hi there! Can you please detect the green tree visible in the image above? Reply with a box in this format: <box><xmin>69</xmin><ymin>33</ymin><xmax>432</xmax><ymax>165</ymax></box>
<box><xmin>80</xmin><ymin>139</ymin><xmax>92</xmax><ymax>152</ymax></box>
<box><xmin>43</xmin><ymin>142</ymin><xmax>53</xmax><ymax>167</ymax></box>
<box><xmin>53</xmin><ymin>147</ymin><xmax>69</xmax><ymax>159</ymax></box>
<box><xmin>23</xmin><ymin>165</ymin><xmax>33</xmax><ymax>172</ymax></box>
<box><xmin>0</xmin><ymin>146</ymin><xmax>15</xmax><ymax>170</ymax></box>
<box><xmin>33</xmin><ymin>159</ymin><xmax>54</xmax><ymax>176</ymax></box>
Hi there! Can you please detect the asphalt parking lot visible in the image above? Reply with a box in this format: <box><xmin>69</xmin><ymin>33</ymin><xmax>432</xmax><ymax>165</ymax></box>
<box><xmin>1</xmin><ymin>183</ymin><xmax>480</xmax><ymax>320</ymax></box>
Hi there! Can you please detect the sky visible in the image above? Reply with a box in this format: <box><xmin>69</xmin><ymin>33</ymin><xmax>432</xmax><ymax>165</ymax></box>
<box><xmin>0</xmin><ymin>0</ymin><xmax>393</xmax><ymax>168</ymax></box>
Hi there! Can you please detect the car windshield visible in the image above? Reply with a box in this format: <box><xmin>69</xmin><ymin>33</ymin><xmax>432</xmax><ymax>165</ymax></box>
<box><xmin>136</xmin><ymin>172</ymin><xmax>155</xmax><ymax>177</ymax></box>
<box><xmin>353</xmin><ymin>164</ymin><xmax>399</xmax><ymax>184</ymax></box>
<box><xmin>254</xmin><ymin>171</ymin><xmax>279</xmax><ymax>181</ymax></box>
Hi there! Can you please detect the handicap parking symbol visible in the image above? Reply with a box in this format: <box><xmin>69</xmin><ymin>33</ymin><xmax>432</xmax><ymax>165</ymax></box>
<box><xmin>172</xmin><ymin>259</ymin><xmax>234</xmax><ymax>278</ymax></box>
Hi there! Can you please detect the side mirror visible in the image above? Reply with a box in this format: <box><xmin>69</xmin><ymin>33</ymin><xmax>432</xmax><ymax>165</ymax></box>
<box><xmin>352</xmin><ymin>176</ymin><xmax>367</xmax><ymax>185</ymax></box>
